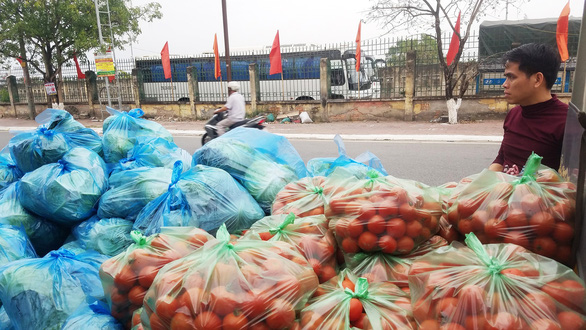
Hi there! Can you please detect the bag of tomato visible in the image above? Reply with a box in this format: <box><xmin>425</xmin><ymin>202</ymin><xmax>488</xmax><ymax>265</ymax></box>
<box><xmin>140</xmin><ymin>224</ymin><xmax>318</xmax><ymax>330</ymax></box>
<box><xmin>99</xmin><ymin>227</ymin><xmax>211</xmax><ymax>329</ymax></box>
<box><xmin>327</xmin><ymin>168</ymin><xmax>443</xmax><ymax>256</ymax></box>
<box><xmin>408</xmin><ymin>233</ymin><xmax>586</xmax><ymax>329</ymax></box>
<box><xmin>346</xmin><ymin>235</ymin><xmax>447</xmax><ymax>287</ymax></box>
<box><xmin>271</xmin><ymin>176</ymin><xmax>328</xmax><ymax>217</ymax></box>
<box><xmin>301</xmin><ymin>270</ymin><xmax>415</xmax><ymax>329</ymax></box>
<box><xmin>447</xmin><ymin>153</ymin><xmax>577</xmax><ymax>265</ymax></box>
<box><xmin>243</xmin><ymin>213</ymin><xmax>338</xmax><ymax>283</ymax></box>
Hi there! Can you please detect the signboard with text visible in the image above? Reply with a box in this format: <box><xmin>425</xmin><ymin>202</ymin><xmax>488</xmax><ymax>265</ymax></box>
<box><xmin>44</xmin><ymin>82</ymin><xmax>57</xmax><ymax>95</ymax></box>
<box><xmin>95</xmin><ymin>51</ymin><xmax>115</xmax><ymax>77</ymax></box>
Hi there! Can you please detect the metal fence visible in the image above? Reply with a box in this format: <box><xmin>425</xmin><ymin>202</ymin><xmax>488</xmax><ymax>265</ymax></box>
<box><xmin>0</xmin><ymin>28</ymin><xmax>579</xmax><ymax>105</ymax></box>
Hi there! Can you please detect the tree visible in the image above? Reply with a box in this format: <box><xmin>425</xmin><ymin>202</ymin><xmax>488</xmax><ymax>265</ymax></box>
<box><xmin>0</xmin><ymin>0</ymin><xmax>161</xmax><ymax>113</ymax></box>
<box><xmin>386</xmin><ymin>34</ymin><xmax>439</xmax><ymax>66</ymax></box>
<box><xmin>367</xmin><ymin>0</ymin><xmax>527</xmax><ymax>123</ymax></box>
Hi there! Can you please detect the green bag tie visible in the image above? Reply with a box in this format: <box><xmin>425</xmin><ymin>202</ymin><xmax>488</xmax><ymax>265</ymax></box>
<box><xmin>269</xmin><ymin>213</ymin><xmax>296</xmax><ymax>235</ymax></box>
<box><xmin>312</xmin><ymin>186</ymin><xmax>324</xmax><ymax>195</ymax></box>
<box><xmin>130</xmin><ymin>230</ymin><xmax>150</xmax><ymax>247</ymax></box>
<box><xmin>216</xmin><ymin>223</ymin><xmax>231</xmax><ymax>242</ymax></box>
<box><xmin>344</xmin><ymin>277</ymin><xmax>370</xmax><ymax>299</ymax></box>
<box><xmin>464</xmin><ymin>233</ymin><xmax>504</xmax><ymax>275</ymax></box>
<box><xmin>513</xmin><ymin>152</ymin><xmax>542</xmax><ymax>185</ymax></box>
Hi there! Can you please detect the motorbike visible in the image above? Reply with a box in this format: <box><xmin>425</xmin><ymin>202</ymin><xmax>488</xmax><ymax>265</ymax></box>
<box><xmin>201</xmin><ymin>111</ymin><xmax>266</xmax><ymax>145</ymax></box>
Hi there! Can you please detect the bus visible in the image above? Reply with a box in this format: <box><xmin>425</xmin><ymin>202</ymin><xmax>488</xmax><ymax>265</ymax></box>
<box><xmin>135</xmin><ymin>46</ymin><xmax>381</xmax><ymax>102</ymax></box>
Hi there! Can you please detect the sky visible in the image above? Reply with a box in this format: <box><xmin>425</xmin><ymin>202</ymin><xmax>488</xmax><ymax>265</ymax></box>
<box><xmin>117</xmin><ymin>0</ymin><xmax>584</xmax><ymax>60</ymax></box>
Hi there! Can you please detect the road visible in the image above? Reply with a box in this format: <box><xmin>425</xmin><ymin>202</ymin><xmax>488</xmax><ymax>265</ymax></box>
<box><xmin>0</xmin><ymin>132</ymin><xmax>500</xmax><ymax>187</ymax></box>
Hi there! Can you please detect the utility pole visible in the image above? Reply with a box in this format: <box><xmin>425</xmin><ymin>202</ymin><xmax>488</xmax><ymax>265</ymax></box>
<box><xmin>221</xmin><ymin>0</ymin><xmax>232</xmax><ymax>81</ymax></box>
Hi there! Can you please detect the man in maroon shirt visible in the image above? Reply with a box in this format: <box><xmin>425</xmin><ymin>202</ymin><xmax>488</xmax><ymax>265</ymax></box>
<box><xmin>489</xmin><ymin>43</ymin><xmax>568</xmax><ymax>174</ymax></box>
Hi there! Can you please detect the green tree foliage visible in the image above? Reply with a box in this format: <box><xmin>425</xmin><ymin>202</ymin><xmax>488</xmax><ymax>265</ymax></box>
<box><xmin>0</xmin><ymin>0</ymin><xmax>161</xmax><ymax>101</ymax></box>
<box><xmin>386</xmin><ymin>34</ymin><xmax>438</xmax><ymax>65</ymax></box>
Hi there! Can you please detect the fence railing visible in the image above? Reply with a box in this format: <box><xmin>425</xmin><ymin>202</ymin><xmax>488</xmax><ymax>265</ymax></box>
<box><xmin>1</xmin><ymin>29</ymin><xmax>578</xmax><ymax>105</ymax></box>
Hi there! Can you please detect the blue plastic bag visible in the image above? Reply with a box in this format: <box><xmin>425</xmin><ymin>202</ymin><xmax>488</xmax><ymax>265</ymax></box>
<box><xmin>8</xmin><ymin>109</ymin><xmax>102</xmax><ymax>173</ymax></box>
<box><xmin>0</xmin><ymin>249</ymin><xmax>107</xmax><ymax>330</ymax></box>
<box><xmin>101</xmin><ymin>107</ymin><xmax>173</xmax><ymax>164</ymax></box>
<box><xmin>0</xmin><ymin>182</ymin><xmax>68</xmax><ymax>256</ymax></box>
<box><xmin>98</xmin><ymin>167</ymin><xmax>173</xmax><ymax>220</ymax></box>
<box><xmin>62</xmin><ymin>298</ymin><xmax>123</xmax><ymax>330</ymax></box>
<box><xmin>193</xmin><ymin>138</ymin><xmax>298</xmax><ymax>213</ymax></box>
<box><xmin>69</xmin><ymin>216</ymin><xmax>134</xmax><ymax>257</ymax></box>
<box><xmin>133</xmin><ymin>162</ymin><xmax>264</xmax><ymax>235</ymax></box>
<box><xmin>223</xmin><ymin>127</ymin><xmax>308</xmax><ymax>178</ymax></box>
<box><xmin>0</xmin><ymin>223</ymin><xmax>37</xmax><ymax>268</ymax></box>
<box><xmin>18</xmin><ymin>147</ymin><xmax>108</xmax><ymax>225</ymax></box>
<box><xmin>109</xmin><ymin>136</ymin><xmax>191</xmax><ymax>176</ymax></box>
<box><xmin>0</xmin><ymin>306</ymin><xmax>14</xmax><ymax>330</ymax></box>
<box><xmin>0</xmin><ymin>147</ymin><xmax>23</xmax><ymax>192</ymax></box>
<box><xmin>307</xmin><ymin>134</ymin><xmax>388</xmax><ymax>178</ymax></box>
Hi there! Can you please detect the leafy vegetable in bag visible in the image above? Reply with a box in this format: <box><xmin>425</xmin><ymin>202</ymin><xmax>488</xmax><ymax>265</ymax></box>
<box><xmin>307</xmin><ymin>135</ymin><xmax>388</xmax><ymax>178</ymax></box>
<box><xmin>447</xmin><ymin>153</ymin><xmax>577</xmax><ymax>265</ymax></box>
<box><xmin>141</xmin><ymin>224</ymin><xmax>318</xmax><ymax>330</ymax></box>
<box><xmin>69</xmin><ymin>215</ymin><xmax>134</xmax><ymax>256</ymax></box>
<box><xmin>8</xmin><ymin>109</ymin><xmax>102</xmax><ymax>173</ymax></box>
<box><xmin>0</xmin><ymin>249</ymin><xmax>107</xmax><ymax>330</ymax></box>
<box><xmin>244</xmin><ymin>213</ymin><xmax>338</xmax><ymax>283</ymax></box>
<box><xmin>18</xmin><ymin>147</ymin><xmax>108</xmax><ymax>225</ymax></box>
<box><xmin>0</xmin><ymin>182</ymin><xmax>68</xmax><ymax>256</ymax></box>
<box><xmin>100</xmin><ymin>228</ymin><xmax>211</xmax><ymax>328</ymax></box>
<box><xmin>133</xmin><ymin>162</ymin><xmax>264</xmax><ymax>236</ymax></box>
<box><xmin>300</xmin><ymin>270</ymin><xmax>414</xmax><ymax>329</ymax></box>
<box><xmin>98</xmin><ymin>167</ymin><xmax>173</xmax><ymax>221</ymax></box>
<box><xmin>0</xmin><ymin>223</ymin><xmax>37</xmax><ymax>267</ymax></box>
<box><xmin>109</xmin><ymin>136</ymin><xmax>191</xmax><ymax>176</ymax></box>
<box><xmin>243</xmin><ymin>159</ymin><xmax>298</xmax><ymax>213</ymax></box>
<box><xmin>61</xmin><ymin>299</ymin><xmax>123</xmax><ymax>330</ymax></box>
<box><xmin>102</xmin><ymin>107</ymin><xmax>173</xmax><ymax>164</ymax></box>
<box><xmin>0</xmin><ymin>147</ymin><xmax>22</xmax><ymax>192</ymax></box>
<box><xmin>408</xmin><ymin>233</ymin><xmax>586</xmax><ymax>329</ymax></box>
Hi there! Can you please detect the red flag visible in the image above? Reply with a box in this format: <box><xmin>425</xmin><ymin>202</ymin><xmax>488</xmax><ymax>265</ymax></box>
<box><xmin>161</xmin><ymin>41</ymin><xmax>172</xmax><ymax>80</ymax></box>
<box><xmin>557</xmin><ymin>2</ymin><xmax>570</xmax><ymax>62</ymax></box>
<box><xmin>446</xmin><ymin>12</ymin><xmax>461</xmax><ymax>66</ymax></box>
<box><xmin>15</xmin><ymin>57</ymin><xmax>26</xmax><ymax>68</ymax></box>
<box><xmin>355</xmin><ymin>21</ymin><xmax>361</xmax><ymax>72</ymax></box>
<box><xmin>269</xmin><ymin>31</ymin><xmax>282</xmax><ymax>75</ymax></box>
<box><xmin>213</xmin><ymin>34</ymin><xmax>221</xmax><ymax>79</ymax></box>
<box><xmin>73</xmin><ymin>53</ymin><xmax>86</xmax><ymax>79</ymax></box>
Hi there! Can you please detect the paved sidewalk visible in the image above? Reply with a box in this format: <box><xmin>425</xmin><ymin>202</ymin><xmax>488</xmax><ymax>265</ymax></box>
<box><xmin>0</xmin><ymin>117</ymin><xmax>504</xmax><ymax>142</ymax></box>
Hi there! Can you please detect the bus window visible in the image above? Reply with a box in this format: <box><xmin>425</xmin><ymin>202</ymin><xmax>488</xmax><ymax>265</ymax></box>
<box><xmin>345</xmin><ymin>57</ymin><xmax>370</xmax><ymax>90</ymax></box>
<box><xmin>331</xmin><ymin>68</ymin><xmax>345</xmax><ymax>86</ymax></box>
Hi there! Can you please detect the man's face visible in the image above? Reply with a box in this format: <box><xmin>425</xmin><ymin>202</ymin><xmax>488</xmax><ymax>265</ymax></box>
<box><xmin>502</xmin><ymin>61</ymin><xmax>537</xmax><ymax>106</ymax></box>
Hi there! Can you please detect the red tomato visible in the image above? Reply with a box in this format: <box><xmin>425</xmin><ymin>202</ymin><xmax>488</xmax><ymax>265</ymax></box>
<box><xmin>405</xmin><ymin>220</ymin><xmax>423</xmax><ymax>238</ymax></box>
<box><xmin>484</xmin><ymin>218</ymin><xmax>507</xmax><ymax>238</ymax></box>
<box><xmin>341</xmin><ymin>237</ymin><xmax>360</xmax><ymax>253</ymax></box>
<box><xmin>347</xmin><ymin>218</ymin><xmax>365</xmax><ymax>238</ymax></box>
<box><xmin>503</xmin><ymin>231</ymin><xmax>530</xmax><ymax>249</ymax></box>
<box><xmin>484</xmin><ymin>312</ymin><xmax>522</xmax><ymax>330</ymax></box>
<box><xmin>386</xmin><ymin>218</ymin><xmax>406</xmax><ymax>238</ymax></box>
<box><xmin>436</xmin><ymin>297</ymin><xmax>458</xmax><ymax>316</ymax></box>
<box><xmin>378</xmin><ymin>235</ymin><xmax>397</xmax><ymax>254</ymax></box>
<box><xmin>457</xmin><ymin>219</ymin><xmax>474</xmax><ymax>235</ymax></box>
<box><xmin>505</xmin><ymin>209</ymin><xmax>528</xmax><ymax>228</ymax></box>
<box><xmin>457</xmin><ymin>284</ymin><xmax>485</xmax><ymax>315</ymax></box>
<box><xmin>418</xmin><ymin>319</ymin><xmax>440</xmax><ymax>330</ymax></box>
<box><xmin>170</xmin><ymin>313</ymin><xmax>196</xmax><ymax>330</ymax></box>
<box><xmin>128</xmin><ymin>285</ymin><xmax>147</xmax><ymax>306</ymax></box>
<box><xmin>258</xmin><ymin>232</ymin><xmax>274</xmax><ymax>240</ymax></box>
<box><xmin>265</xmin><ymin>299</ymin><xmax>295</xmax><ymax>329</ymax></box>
<box><xmin>458</xmin><ymin>198</ymin><xmax>482</xmax><ymax>219</ymax></box>
<box><xmin>557</xmin><ymin>311</ymin><xmax>586</xmax><ymax>330</ymax></box>
<box><xmin>348</xmin><ymin>298</ymin><xmax>363</xmax><ymax>322</ymax></box>
<box><xmin>542</xmin><ymin>280</ymin><xmax>586</xmax><ymax>310</ymax></box>
<box><xmin>137</xmin><ymin>265</ymin><xmax>157</xmax><ymax>288</ymax></box>
<box><xmin>357</xmin><ymin>231</ymin><xmax>378</xmax><ymax>252</ymax></box>
<box><xmin>194</xmin><ymin>311</ymin><xmax>222</xmax><ymax>329</ymax></box>
<box><xmin>556</xmin><ymin>245</ymin><xmax>573</xmax><ymax>265</ymax></box>
<box><xmin>500</xmin><ymin>268</ymin><xmax>524</xmax><ymax>277</ymax></box>
<box><xmin>334</xmin><ymin>219</ymin><xmax>349</xmax><ymax>238</ymax></box>
<box><xmin>358</xmin><ymin>202</ymin><xmax>377</xmax><ymax>220</ymax></box>
<box><xmin>342</xmin><ymin>279</ymin><xmax>355</xmax><ymax>291</ymax></box>
<box><xmin>552</xmin><ymin>222</ymin><xmax>575</xmax><ymax>242</ymax></box>
<box><xmin>532</xmin><ymin>237</ymin><xmax>557</xmax><ymax>258</ymax></box>
<box><xmin>529</xmin><ymin>319</ymin><xmax>561</xmax><ymax>330</ymax></box>
<box><xmin>319</xmin><ymin>265</ymin><xmax>336</xmax><ymax>283</ymax></box>
<box><xmin>529</xmin><ymin>212</ymin><xmax>555</xmax><ymax>236</ymax></box>
<box><xmin>520</xmin><ymin>193</ymin><xmax>544</xmax><ymax>216</ymax></box>
<box><xmin>155</xmin><ymin>294</ymin><xmax>179</xmax><ymax>321</ymax></box>
<box><xmin>486</xmin><ymin>199</ymin><xmax>508</xmax><ymax>218</ymax></box>
<box><xmin>150</xmin><ymin>312</ymin><xmax>167</xmax><ymax>330</ymax></box>
<box><xmin>396</xmin><ymin>236</ymin><xmax>415</xmax><ymax>254</ymax></box>
<box><xmin>222</xmin><ymin>312</ymin><xmax>249</xmax><ymax>330</ymax></box>
<box><xmin>378</xmin><ymin>199</ymin><xmax>400</xmax><ymax>217</ymax></box>
<box><xmin>367</xmin><ymin>215</ymin><xmax>386</xmax><ymax>234</ymax></box>
<box><xmin>114</xmin><ymin>265</ymin><xmax>137</xmax><ymax>291</ymax></box>
<box><xmin>524</xmin><ymin>291</ymin><xmax>556</xmax><ymax>315</ymax></box>
<box><xmin>399</xmin><ymin>203</ymin><xmax>417</xmax><ymax>222</ymax></box>
<box><xmin>470</xmin><ymin>210</ymin><xmax>490</xmax><ymax>230</ymax></box>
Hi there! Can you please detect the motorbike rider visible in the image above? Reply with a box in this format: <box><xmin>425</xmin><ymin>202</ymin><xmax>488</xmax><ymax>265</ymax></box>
<box><xmin>213</xmin><ymin>81</ymin><xmax>245</xmax><ymax>136</ymax></box>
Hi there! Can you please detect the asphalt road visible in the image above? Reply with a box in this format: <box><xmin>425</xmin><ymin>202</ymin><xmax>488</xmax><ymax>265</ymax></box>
<box><xmin>0</xmin><ymin>132</ymin><xmax>500</xmax><ymax>187</ymax></box>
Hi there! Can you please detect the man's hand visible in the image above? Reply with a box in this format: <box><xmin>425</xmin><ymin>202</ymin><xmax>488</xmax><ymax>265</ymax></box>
<box><xmin>214</xmin><ymin>107</ymin><xmax>228</xmax><ymax>114</ymax></box>
<box><xmin>488</xmin><ymin>163</ymin><xmax>504</xmax><ymax>172</ymax></box>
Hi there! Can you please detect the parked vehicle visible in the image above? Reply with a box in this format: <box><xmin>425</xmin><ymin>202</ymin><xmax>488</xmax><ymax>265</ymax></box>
<box><xmin>201</xmin><ymin>111</ymin><xmax>266</xmax><ymax>145</ymax></box>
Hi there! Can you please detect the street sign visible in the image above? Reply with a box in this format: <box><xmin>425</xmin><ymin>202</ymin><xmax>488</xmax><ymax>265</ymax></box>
<box><xmin>95</xmin><ymin>51</ymin><xmax>115</xmax><ymax>77</ymax></box>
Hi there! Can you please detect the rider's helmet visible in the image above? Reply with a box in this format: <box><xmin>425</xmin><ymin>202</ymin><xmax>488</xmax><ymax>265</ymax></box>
<box><xmin>227</xmin><ymin>81</ymin><xmax>240</xmax><ymax>92</ymax></box>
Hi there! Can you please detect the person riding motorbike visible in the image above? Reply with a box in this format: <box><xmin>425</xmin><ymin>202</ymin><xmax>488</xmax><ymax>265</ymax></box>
<box><xmin>214</xmin><ymin>81</ymin><xmax>245</xmax><ymax>136</ymax></box>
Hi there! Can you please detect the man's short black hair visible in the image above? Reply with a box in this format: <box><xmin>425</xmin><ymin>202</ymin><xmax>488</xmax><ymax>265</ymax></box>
<box><xmin>502</xmin><ymin>43</ymin><xmax>561</xmax><ymax>90</ymax></box>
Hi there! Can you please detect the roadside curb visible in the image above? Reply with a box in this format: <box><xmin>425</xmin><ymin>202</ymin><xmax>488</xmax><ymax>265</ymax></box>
<box><xmin>0</xmin><ymin>126</ymin><xmax>503</xmax><ymax>143</ymax></box>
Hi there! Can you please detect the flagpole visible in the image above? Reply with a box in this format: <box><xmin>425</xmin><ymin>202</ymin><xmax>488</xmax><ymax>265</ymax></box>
<box><xmin>562</xmin><ymin>61</ymin><xmax>568</xmax><ymax>92</ymax></box>
<box><xmin>170</xmin><ymin>72</ymin><xmax>176</xmax><ymax>101</ymax></box>
<box><xmin>220</xmin><ymin>76</ymin><xmax>224</xmax><ymax>101</ymax></box>
<box><xmin>281</xmin><ymin>73</ymin><xmax>285</xmax><ymax>100</ymax></box>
